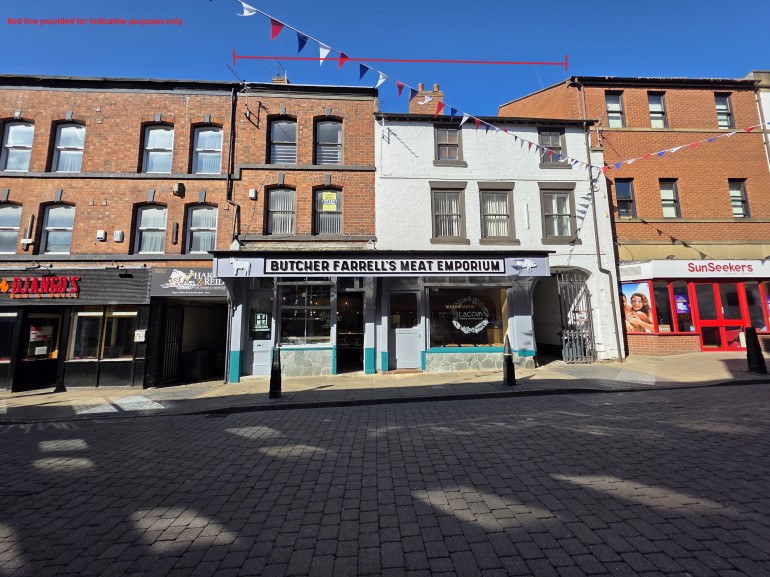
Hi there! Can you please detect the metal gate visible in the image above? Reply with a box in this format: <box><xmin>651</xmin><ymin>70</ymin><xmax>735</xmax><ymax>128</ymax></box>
<box><xmin>159</xmin><ymin>304</ymin><xmax>184</xmax><ymax>385</ymax></box>
<box><xmin>557</xmin><ymin>273</ymin><xmax>596</xmax><ymax>363</ymax></box>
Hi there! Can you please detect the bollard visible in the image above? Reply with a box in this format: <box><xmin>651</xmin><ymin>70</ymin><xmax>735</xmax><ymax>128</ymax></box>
<box><xmin>745</xmin><ymin>327</ymin><xmax>767</xmax><ymax>375</ymax></box>
<box><xmin>503</xmin><ymin>335</ymin><xmax>516</xmax><ymax>386</ymax></box>
<box><xmin>269</xmin><ymin>347</ymin><xmax>282</xmax><ymax>398</ymax></box>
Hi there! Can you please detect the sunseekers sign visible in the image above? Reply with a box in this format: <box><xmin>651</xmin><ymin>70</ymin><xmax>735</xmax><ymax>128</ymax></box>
<box><xmin>216</xmin><ymin>255</ymin><xmax>550</xmax><ymax>278</ymax></box>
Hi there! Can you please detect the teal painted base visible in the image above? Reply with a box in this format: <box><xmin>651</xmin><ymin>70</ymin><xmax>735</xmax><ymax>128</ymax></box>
<box><xmin>420</xmin><ymin>351</ymin><xmax>426</xmax><ymax>370</ymax></box>
<box><xmin>516</xmin><ymin>350</ymin><xmax>537</xmax><ymax>357</ymax></box>
<box><xmin>364</xmin><ymin>348</ymin><xmax>376</xmax><ymax>374</ymax></box>
<box><xmin>427</xmin><ymin>346</ymin><xmax>505</xmax><ymax>353</ymax></box>
<box><xmin>380</xmin><ymin>351</ymin><xmax>389</xmax><ymax>372</ymax></box>
<box><xmin>228</xmin><ymin>350</ymin><xmax>242</xmax><ymax>383</ymax></box>
<box><xmin>332</xmin><ymin>347</ymin><xmax>337</xmax><ymax>375</ymax></box>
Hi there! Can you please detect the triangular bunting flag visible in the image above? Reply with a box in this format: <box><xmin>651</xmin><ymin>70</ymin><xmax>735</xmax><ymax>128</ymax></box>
<box><xmin>408</xmin><ymin>89</ymin><xmax>418</xmax><ymax>101</ymax></box>
<box><xmin>435</xmin><ymin>102</ymin><xmax>445</xmax><ymax>117</ymax></box>
<box><xmin>745</xmin><ymin>126</ymin><xmax>756</xmax><ymax>132</ymax></box>
<box><xmin>319</xmin><ymin>43</ymin><xmax>331</xmax><ymax>66</ymax></box>
<box><xmin>527</xmin><ymin>142</ymin><xmax>532</xmax><ymax>151</ymax></box>
<box><xmin>474</xmin><ymin>118</ymin><xmax>481</xmax><ymax>130</ymax></box>
<box><xmin>237</xmin><ymin>1</ymin><xmax>257</xmax><ymax>16</ymax></box>
<box><xmin>420</xmin><ymin>95</ymin><xmax>433</xmax><ymax>105</ymax></box>
<box><xmin>614</xmin><ymin>162</ymin><xmax>622</xmax><ymax>170</ymax></box>
<box><xmin>669</xmin><ymin>146</ymin><xmax>684</xmax><ymax>153</ymax></box>
<box><xmin>602</xmin><ymin>166</ymin><xmax>609</xmax><ymax>175</ymax></box>
<box><xmin>503</xmin><ymin>127</ymin><xmax>508</xmax><ymax>133</ymax></box>
<box><xmin>460</xmin><ymin>114</ymin><xmax>470</xmax><ymax>126</ymax></box>
<box><xmin>484</xmin><ymin>124</ymin><xmax>490</xmax><ymax>133</ymax></box>
<box><xmin>297</xmin><ymin>33</ymin><xmax>309</xmax><ymax>53</ymax></box>
<box><xmin>358</xmin><ymin>64</ymin><xmax>369</xmax><ymax>80</ymax></box>
<box><xmin>270</xmin><ymin>18</ymin><xmax>283</xmax><ymax>40</ymax></box>
<box><xmin>547</xmin><ymin>149</ymin><xmax>554</xmax><ymax>157</ymax></box>
<box><xmin>725</xmin><ymin>132</ymin><xmax>737</xmax><ymax>137</ymax></box>
<box><xmin>449</xmin><ymin>107</ymin><xmax>458</xmax><ymax>121</ymax></box>
<box><xmin>338</xmin><ymin>53</ymin><xmax>348</xmax><ymax>69</ymax></box>
<box><xmin>376</xmin><ymin>73</ymin><xmax>387</xmax><ymax>89</ymax></box>
<box><xmin>690</xmin><ymin>142</ymin><xmax>698</xmax><ymax>148</ymax></box>
<box><xmin>657</xmin><ymin>151</ymin><xmax>665</xmax><ymax>157</ymax></box>
<box><xmin>643</xmin><ymin>154</ymin><xmax>651</xmax><ymax>159</ymax></box>
<box><xmin>626</xmin><ymin>158</ymin><xmax>636</xmax><ymax>165</ymax></box>
<box><xmin>706</xmin><ymin>138</ymin><xmax>717</xmax><ymax>143</ymax></box>
<box><xmin>396</xmin><ymin>81</ymin><xmax>404</xmax><ymax>97</ymax></box>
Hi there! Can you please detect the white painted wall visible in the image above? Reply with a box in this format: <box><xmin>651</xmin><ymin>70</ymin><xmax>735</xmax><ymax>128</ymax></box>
<box><xmin>374</xmin><ymin>119</ymin><xmax>622</xmax><ymax>360</ymax></box>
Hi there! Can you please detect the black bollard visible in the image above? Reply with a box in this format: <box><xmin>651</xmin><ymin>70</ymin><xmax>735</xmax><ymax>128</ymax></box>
<box><xmin>269</xmin><ymin>347</ymin><xmax>282</xmax><ymax>398</ymax></box>
<box><xmin>745</xmin><ymin>327</ymin><xmax>767</xmax><ymax>375</ymax></box>
<box><xmin>503</xmin><ymin>335</ymin><xmax>516</xmax><ymax>386</ymax></box>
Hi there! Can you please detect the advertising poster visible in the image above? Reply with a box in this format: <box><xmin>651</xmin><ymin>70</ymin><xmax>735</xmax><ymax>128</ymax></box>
<box><xmin>620</xmin><ymin>282</ymin><xmax>655</xmax><ymax>333</ymax></box>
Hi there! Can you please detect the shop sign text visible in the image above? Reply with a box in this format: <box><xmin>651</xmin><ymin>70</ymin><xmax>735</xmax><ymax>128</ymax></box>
<box><xmin>0</xmin><ymin>276</ymin><xmax>80</xmax><ymax>299</ymax></box>
<box><xmin>267</xmin><ymin>258</ymin><xmax>504</xmax><ymax>275</ymax></box>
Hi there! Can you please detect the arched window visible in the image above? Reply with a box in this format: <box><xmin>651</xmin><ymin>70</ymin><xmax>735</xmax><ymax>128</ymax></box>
<box><xmin>269</xmin><ymin>119</ymin><xmax>296</xmax><ymax>164</ymax></box>
<box><xmin>314</xmin><ymin>189</ymin><xmax>341</xmax><ymax>234</ymax></box>
<box><xmin>135</xmin><ymin>205</ymin><xmax>167</xmax><ymax>253</ymax></box>
<box><xmin>186</xmin><ymin>205</ymin><xmax>217</xmax><ymax>252</ymax></box>
<box><xmin>0</xmin><ymin>204</ymin><xmax>22</xmax><ymax>253</ymax></box>
<box><xmin>267</xmin><ymin>189</ymin><xmax>295</xmax><ymax>235</ymax></box>
<box><xmin>53</xmin><ymin>124</ymin><xmax>85</xmax><ymax>172</ymax></box>
<box><xmin>142</xmin><ymin>125</ymin><xmax>174</xmax><ymax>173</ymax></box>
<box><xmin>192</xmin><ymin>126</ymin><xmax>222</xmax><ymax>174</ymax></box>
<box><xmin>315</xmin><ymin>120</ymin><xmax>341</xmax><ymax>165</ymax></box>
<box><xmin>1</xmin><ymin>122</ymin><xmax>34</xmax><ymax>172</ymax></box>
<box><xmin>42</xmin><ymin>204</ymin><xmax>75</xmax><ymax>254</ymax></box>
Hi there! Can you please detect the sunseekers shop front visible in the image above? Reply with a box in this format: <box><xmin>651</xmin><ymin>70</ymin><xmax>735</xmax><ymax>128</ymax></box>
<box><xmin>213</xmin><ymin>251</ymin><xmax>550</xmax><ymax>381</ymax></box>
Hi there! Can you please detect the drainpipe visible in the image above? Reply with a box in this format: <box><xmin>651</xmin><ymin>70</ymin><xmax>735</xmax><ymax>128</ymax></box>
<box><xmin>227</xmin><ymin>85</ymin><xmax>240</xmax><ymax>242</ymax></box>
<box><xmin>573</xmin><ymin>79</ymin><xmax>624</xmax><ymax>362</ymax></box>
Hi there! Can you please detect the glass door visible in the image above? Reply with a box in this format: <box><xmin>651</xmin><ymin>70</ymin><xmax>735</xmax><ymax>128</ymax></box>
<box><xmin>388</xmin><ymin>291</ymin><xmax>421</xmax><ymax>369</ymax></box>
<box><xmin>693</xmin><ymin>282</ymin><xmax>747</xmax><ymax>350</ymax></box>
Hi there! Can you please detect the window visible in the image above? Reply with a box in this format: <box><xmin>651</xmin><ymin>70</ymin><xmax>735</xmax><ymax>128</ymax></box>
<box><xmin>42</xmin><ymin>205</ymin><xmax>74</xmax><ymax>254</ymax></box>
<box><xmin>314</xmin><ymin>190</ymin><xmax>342</xmax><ymax>235</ymax></box>
<box><xmin>142</xmin><ymin>126</ymin><xmax>174</xmax><ymax>173</ymax></box>
<box><xmin>53</xmin><ymin>124</ymin><xmax>85</xmax><ymax>172</ymax></box>
<box><xmin>267</xmin><ymin>189</ymin><xmax>295</xmax><ymax>235</ymax></box>
<box><xmin>269</xmin><ymin>119</ymin><xmax>296</xmax><ymax>164</ymax></box>
<box><xmin>605</xmin><ymin>92</ymin><xmax>625</xmax><ymax>128</ymax></box>
<box><xmin>538</xmin><ymin>129</ymin><xmax>568</xmax><ymax>167</ymax></box>
<box><xmin>648</xmin><ymin>93</ymin><xmax>667</xmax><ymax>128</ymax></box>
<box><xmin>659</xmin><ymin>179</ymin><xmax>680</xmax><ymax>218</ymax></box>
<box><xmin>480</xmin><ymin>190</ymin><xmax>514</xmax><ymax>239</ymax></box>
<box><xmin>715</xmin><ymin>94</ymin><xmax>733</xmax><ymax>129</ymax></box>
<box><xmin>431</xmin><ymin>189</ymin><xmax>466</xmax><ymax>242</ymax></box>
<box><xmin>279</xmin><ymin>283</ymin><xmax>332</xmax><ymax>345</ymax></box>
<box><xmin>0</xmin><ymin>204</ymin><xmax>21</xmax><ymax>253</ymax></box>
<box><xmin>1</xmin><ymin>122</ymin><xmax>33</xmax><ymax>171</ymax></box>
<box><xmin>434</xmin><ymin>126</ymin><xmax>464</xmax><ymax>164</ymax></box>
<box><xmin>186</xmin><ymin>205</ymin><xmax>217</xmax><ymax>253</ymax></box>
<box><xmin>135</xmin><ymin>205</ymin><xmax>167</xmax><ymax>253</ymax></box>
<box><xmin>541</xmin><ymin>189</ymin><xmax>575</xmax><ymax>240</ymax></box>
<box><xmin>728</xmin><ymin>179</ymin><xmax>748</xmax><ymax>218</ymax></box>
<box><xmin>614</xmin><ymin>179</ymin><xmax>636</xmax><ymax>218</ymax></box>
<box><xmin>315</xmin><ymin>121</ymin><xmax>341</xmax><ymax>165</ymax></box>
<box><xmin>429</xmin><ymin>287</ymin><xmax>508</xmax><ymax>347</ymax></box>
<box><xmin>192</xmin><ymin>127</ymin><xmax>222</xmax><ymax>174</ymax></box>
<box><xmin>68</xmin><ymin>306</ymin><xmax>138</xmax><ymax>360</ymax></box>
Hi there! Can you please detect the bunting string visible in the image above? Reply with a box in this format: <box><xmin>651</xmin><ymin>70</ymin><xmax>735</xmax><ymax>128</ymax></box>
<box><xmin>234</xmin><ymin>1</ymin><xmax>769</xmax><ymax>179</ymax></box>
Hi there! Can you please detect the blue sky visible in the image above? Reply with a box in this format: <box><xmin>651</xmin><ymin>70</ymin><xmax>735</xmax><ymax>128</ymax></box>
<box><xmin>3</xmin><ymin>0</ymin><xmax>769</xmax><ymax>116</ymax></box>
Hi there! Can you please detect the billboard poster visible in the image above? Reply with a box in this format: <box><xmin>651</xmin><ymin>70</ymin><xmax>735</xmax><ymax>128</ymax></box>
<box><xmin>620</xmin><ymin>282</ymin><xmax>655</xmax><ymax>333</ymax></box>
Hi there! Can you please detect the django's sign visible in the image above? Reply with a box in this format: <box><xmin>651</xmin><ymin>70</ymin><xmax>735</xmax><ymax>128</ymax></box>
<box><xmin>0</xmin><ymin>276</ymin><xmax>81</xmax><ymax>299</ymax></box>
<box><xmin>449</xmin><ymin>296</ymin><xmax>489</xmax><ymax>334</ymax></box>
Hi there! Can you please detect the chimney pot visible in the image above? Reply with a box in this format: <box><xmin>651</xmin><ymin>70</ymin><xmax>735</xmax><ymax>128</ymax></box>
<box><xmin>433</xmin><ymin>83</ymin><xmax>440</xmax><ymax>91</ymax></box>
<box><xmin>418</xmin><ymin>83</ymin><xmax>424</xmax><ymax>91</ymax></box>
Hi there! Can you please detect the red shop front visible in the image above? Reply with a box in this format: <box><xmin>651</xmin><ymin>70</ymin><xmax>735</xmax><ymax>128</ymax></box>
<box><xmin>619</xmin><ymin>260</ymin><xmax>770</xmax><ymax>354</ymax></box>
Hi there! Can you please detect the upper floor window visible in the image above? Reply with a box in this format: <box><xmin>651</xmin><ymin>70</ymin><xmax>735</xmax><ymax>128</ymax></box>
<box><xmin>431</xmin><ymin>189</ymin><xmax>467</xmax><ymax>243</ymax></box>
<box><xmin>135</xmin><ymin>205</ymin><xmax>167</xmax><ymax>253</ymax></box>
<box><xmin>315</xmin><ymin>121</ymin><xmax>341</xmax><ymax>165</ymax></box>
<box><xmin>434</xmin><ymin>126</ymin><xmax>464</xmax><ymax>165</ymax></box>
<box><xmin>267</xmin><ymin>189</ymin><xmax>296</xmax><ymax>235</ymax></box>
<box><xmin>538</xmin><ymin>129</ymin><xmax>567</xmax><ymax>166</ymax></box>
<box><xmin>615</xmin><ymin>179</ymin><xmax>636</xmax><ymax>218</ymax></box>
<box><xmin>648</xmin><ymin>93</ymin><xmax>667</xmax><ymax>128</ymax></box>
<box><xmin>1</xmin><ymin>122</ymin><xmax>34</xmax><ymax>172</ymax></box>
<box><xmin>143</xmin><ymin>126</ymin><xmax>174</xmax><ymax>173</ymax></box>
<box><xmin>480</xmin><ymin>190</ymin><xmax>514</xmax><ymax>240</ymax></box>
<box><xmin>715</xmin><ymin>93</ymin><xmax>734</xmax><ymax>129</ymax></box>
<box><xmin>193</xmin><ymin>127</ymin><xmax>222</xmax><ymax>174</ymax></box>
<box><xmin>53</xmin><ymin>124</ymin><xmax>85</xmax><ymax>172</ymax></box>
<box><xmin>541</xmin><ymin>187</ymin><xmax>576</xmax><ymax>242</ymax></box>
<box><xmin>269</xmin><ymin>120</ymin><xmax>296</xmax><ymax>164</ymax></box>
<box><xmin>314</xmin><ymin>189</ymin><xmax>342</xmax><ymax>235</ymax></box>
<box><xmin>660</xmin><ymin>179</ymin><xmax>680</xmax><ymax>218</ymax></box>
<box><xmin>42</xmin><ymin>204</ymin><xmax>75</xmax><ymax>254</ymax></box>
<box><xmin>728</xmin><ymin>179</ymin><xmax>749</xmax><ymax>218</ymax></box>
<box><xmin>186</xmin><ymin>205</ymin><xmax>218</xmax><ymax>252</ymax></box>
<box><xmin>0</xmin><ymin>204</ymin><xmax>22</xmax><ymax>253</ymax></box>
<box><xmin>605</xmin><ymin>92</ymin><xmax>625</xmax><ymax>128</ymax></box>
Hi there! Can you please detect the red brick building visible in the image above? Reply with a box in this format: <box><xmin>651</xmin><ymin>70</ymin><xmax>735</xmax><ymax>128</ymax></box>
<box><xmin>500</xmin><ymin>76</ymin><xmax>770</xmax><ymax>355</ymax></box>
<box><xmin>0</xmin><ymin>75</ymin><xmax>377</xmax><ymax>391</ymax></box>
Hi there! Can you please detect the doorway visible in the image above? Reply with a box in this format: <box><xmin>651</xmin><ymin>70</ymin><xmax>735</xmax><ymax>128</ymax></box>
<box><xmin>13</xmin><ymin>310</ymin><xmax>63</xmax><ymax>392</ymax></box>
<box><xmin>336</xmin><ymin>292</ymin><xmax>363</xmax><ymax>373</ymax></box>
<box><xmin>693</xmin><ymin>282</ymin><xmax>747</xmax><ymax>350</ymax></box>
<box><xmin>388</xmin><ymin>291</ymin><xmax>421</xmax><ymax>369</ymax></box>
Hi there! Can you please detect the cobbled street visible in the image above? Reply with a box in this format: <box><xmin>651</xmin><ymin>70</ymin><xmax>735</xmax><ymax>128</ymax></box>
<box><xmin>1</xmin><ymin>384</ymin><xmax>769</xmax><ymax>577</ymax></box>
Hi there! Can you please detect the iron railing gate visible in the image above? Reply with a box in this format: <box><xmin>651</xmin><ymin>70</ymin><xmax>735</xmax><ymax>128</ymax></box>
<box><xmin>557</xmin><ymin>273</ymin><xmax>597</xmax><ymax>364</ymax></box>
<box><xmin>159</xmin><ymin>304</ymin><xmax>184</xmax><ymax>385</ymax></box>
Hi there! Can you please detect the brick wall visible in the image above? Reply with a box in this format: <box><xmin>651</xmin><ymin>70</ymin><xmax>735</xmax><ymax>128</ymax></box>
<box><xmin>498</xmin><ymin>81</ymin><xmax>580</xmax><ymax>119</ymax></box>
<box><xmin>626</xmin><ymin>333</ymin><xmax>701</xmax><ymax>355</ymax></box>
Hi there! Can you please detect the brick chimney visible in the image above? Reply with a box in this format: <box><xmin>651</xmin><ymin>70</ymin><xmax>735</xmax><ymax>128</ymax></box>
<box><xmin>271</xmin><ymin>73</ymin><xmax>290</xmax><ymax>85</ymax></box>
<box><xmin>408</xmin><ymin>82</ymin><xmax>444</xmax><ymax>114</ymax></box>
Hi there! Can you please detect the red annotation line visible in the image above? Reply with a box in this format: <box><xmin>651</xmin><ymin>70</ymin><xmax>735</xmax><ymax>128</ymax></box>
<box><xmin>233</xmin><ymin>51</ymin><xmax>569</xmax><ymax>70</ymax></box>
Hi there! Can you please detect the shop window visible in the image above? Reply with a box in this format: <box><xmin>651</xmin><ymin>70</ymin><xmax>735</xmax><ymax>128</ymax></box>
<box><xmin>42</xmin><ymin>204</ymin><xmax>75</xmax><ymax>254</ymax></box>
<box><xmin>1</xmin><ymin>121</ymin><xmax>34</xmax><ymax>171</ymax></box>
<box><xmin>135</xmin><ymin>205</ymin><xmax>167</xmax><ymax>253</ymax></box>
<box><xmin>621</xmin><ymin>283</ymin><xmax>655</xmax><ymax>333</ymax></box>
<box><xmin>315</xmin><ymin>120</ymin><xmax>342</xmax><ymax>165</ymax></box>
<box><xmin>142</xmin><ymin>125</ymin><xmax>174</xmax><ymax>173</ymax></box>
<box><xmin>53</xmin><ymin>123</ymin><xmax>85</xmax><ymax>173</ymax></box>
<box><xmin>267</xmin><ymin>189</ymin><xmax>296</xmax><ymax>235</ymax></box>
<box><xmin>68</xmin><ymin>306</ymin><xmax>138</xmax><ymax>360</ymax></box>
<box><xmin>428</xmin><ymin>287</ymin><xmax>508</xmax><ymax>347</ymax></box>
<box><xmin>279</xmin><ymin>283</ymin><xmax>332</xmax><ymax>345</ymax></box>
<box><xmin>269</xmin><ymin>119</ymin><xmax>297</xmax><ymax>164</ymax></box>
<box><xmin>0</xmin><ymin>204</ymin><xmax>22</xmax><ymax>253</ymax></box>
<box><xmin>671</xmin><ymin>281</ymin><xmax>695</xmax><ymax>332</ymax></box>
<box><xmin>0</xmin><ymin>312</ymin><xmax>17</xmax><ymax>362</ymax></box>
<box><xmin>314</xmin><ymin>189</ymin><xmax>341</xmax><ymax>235</ymax></box>
<box><xmin>186</xmin><ymin>205</ymin><xmax>217</xmax><ymax>253</ymax></box>
<box><xmin>23</xmin><ymin>313</ymin><xmax>60</xmax><ymax>360</ymax></box>
<box><xmin>744</xmin><ymin>281</ymin><xmax>767</xmax><ymax>332</ymax></box>
<box><xmin>652</xmin><ymin>282</ymin><xmax>671</xmax><ymax>331</ymax></box>
<box><xmin>192</xmin><ymin>126</ymin><xmax>222</xmax><ymax>174</ymax></box>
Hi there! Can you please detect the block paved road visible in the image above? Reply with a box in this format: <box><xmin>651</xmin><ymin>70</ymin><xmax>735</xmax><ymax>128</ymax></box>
<box><xmin>1</xmin><ymin>384</ymin><xmax>769</xmax><ymax>577</ymax></box>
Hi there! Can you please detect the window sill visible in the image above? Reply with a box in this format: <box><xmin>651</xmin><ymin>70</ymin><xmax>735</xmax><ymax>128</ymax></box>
<box><xmin>479</xmin><ymin>238</ymin><xmax>521</xmax><ymax>245</ymax></box>
<box><xmin>539</xmin><ymin>163</ymin><xmax>572</xmax><ymax>169</ymax></box>
<box><xmin>430</xmin><ymin>238</ymin><xmax>471</xmax><ymax>245</ymax></box>
<box><xmin>541</xmin><ymin>237</ymin><xmax>582</xmax><ymax>245</ymax></box>
<box><xmin>433</xmin><ymin>160</ymin><xmax>468</xmax><ymax>168</ymax></box>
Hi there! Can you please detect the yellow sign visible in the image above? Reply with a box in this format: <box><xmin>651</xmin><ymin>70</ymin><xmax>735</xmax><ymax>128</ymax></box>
<box><xmin>321</xmin><ymin>191</ymin><xmax>338</xmax><ymax>211</ymax></box>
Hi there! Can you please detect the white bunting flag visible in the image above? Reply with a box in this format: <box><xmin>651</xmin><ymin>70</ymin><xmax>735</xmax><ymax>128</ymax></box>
<box><xmin>237</xmin><ymin>0</ymin><xmax>257</xmax><ymax>16</ymax></box>
<box><xmin>419</xmin><ymin>95</ymin><xmax>433</xmax><ymax>105</ymax></box>
<box><xmin>459</xmin><ymin>114</ymin><xmax>470</xmax><ymax>126</ymax></box>
<box><xmin>375</xmin><ymin>73</ymin><xmax>387</xmax><ymax>89</ymax></box>
<box><xmin>319</xmin><ymin>43</ymin><xmax>331</xmax><ymax>66</ymax></box>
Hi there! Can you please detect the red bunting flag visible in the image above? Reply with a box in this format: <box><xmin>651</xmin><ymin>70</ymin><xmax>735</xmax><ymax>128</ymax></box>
<box><xmin>396</xmin><ymin>81</ymin><xmax>404</xmax><ymax>97</ymax></box>
<box><xmin>746</xmin><ymin>126</ymin><xmax>756</xmax><ymax>132</ymax></box>
<box><xmin>547</xmin><ymin>150</ymin><xmax>554</xmax><ymax>157</ymax></box>
<box><xmin>690</xmin><ymin>142</ymin><xmax>698</xmax><ymax>148</ymax></box>
<box><xmin>474</xmin><ymin>119</ymin><xmax>481</xmax><ymax>130</ymax></box>
<box><xmin>338</xmin><ymin>53</ymin><xmax>348</xmax><ymax>69</ymax></box>
<box><xmin>435</xmin><ymin>102</ymin><xmax>445</xmax><ymax>117</ymax></box>
<box><xmin>602</xmin><ymin>166</ymin><xmax>609</xmax><ymax>175</ymax></box>
<box><xmin>270</xmin><ymin>18</ymin><xmax>283</xmax><ymax>40</ymax></box>
<box><xmin>527</xmin><ymin>142</ymin><xmax>532</xmax><ymax>151</ymax></box>
<box><xmin>643</xmin><ymin>154</ymin><xmax>651</xmax><ymax>159</ymax></box>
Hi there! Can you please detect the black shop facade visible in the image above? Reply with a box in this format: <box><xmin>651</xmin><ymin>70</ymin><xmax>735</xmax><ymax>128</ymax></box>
<box><xmin>0</xmin><ymin>267</ymin><xmax>151</xmax><ymax>392</ymax></box>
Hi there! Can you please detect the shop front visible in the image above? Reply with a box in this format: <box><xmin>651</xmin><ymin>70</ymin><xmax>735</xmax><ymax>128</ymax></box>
<box><xmin>214</xmin><ymin>251</ymin><xmax>550</xmax><ymax>382</ymax></box>
<box><xmin>0</xmin><ymin>267</ymin><xmax>151</xmax><ymax>392</ymax></box>
<box><xmin>619</xmin><ymin>259</ymin><xmax>770</xmax><ymax>354</ymax></box>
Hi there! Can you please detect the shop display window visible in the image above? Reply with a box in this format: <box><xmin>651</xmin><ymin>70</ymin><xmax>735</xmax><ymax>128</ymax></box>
<box><xmin>428</xmin><ymin>287</ymin><xmax>507</xmax><ymax>347</ymax></box>
<box><xmin>23</xmin><ymin>313</ymin><xmax>61</xmax><ymax>360</ymax></box>
<box><xmin>0</xmin><ymin>312</ymin><xmax>17</xmax><ymax>362</ymax></box>
<box><xmin>652</xmin><ymin>282</ymin><xmax>671</xmax><ymax>332</ymax></box>
<box><xmin>68</xmin><ymin>306</ymin><xmax>138</xmax><ymax>360</ymax></box>
<box><xmin>279</xmin><ymin>284</ymin><xmax>332</xmax><ymax>345</ymax></box>
<box><xmin>671</xmin><ymin>282</ymin><xmax>695</xmax><ymax>332</ymax></box>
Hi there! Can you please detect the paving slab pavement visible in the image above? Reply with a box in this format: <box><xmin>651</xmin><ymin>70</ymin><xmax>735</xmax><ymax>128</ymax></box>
<box><xmin>0</xmin><ymin>351</ymin><xmax>767</xmax><ymax>423</ymax></box>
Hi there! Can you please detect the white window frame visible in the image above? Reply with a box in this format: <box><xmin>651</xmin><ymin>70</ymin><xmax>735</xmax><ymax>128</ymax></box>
<box><xmin>192</xmin><ymin>126</ymin><xmax>222</xmax><ymax>174</ymax></box>
<box><xmin>0</xmin><ymin>204</ymin><xmax>22</xmax><ymax>253</ymax></box>
<box><xmin>315</xmin><ymin>120</ymin><xmax>342</xmax><ymax>165</ymax></box>
<box><xmin>269</xmin><ymin>119</ymin><xmax>297</xmax><ymax>164</ymax></box>
<box><xmin>142</xmin><ymin>125</ymin><xmax>174</xmax><ymax>173</ymax></box>
<box><xmin>53</xmin><ymin>123</ymin><xmax>85</xmax><ymax>173</ymax></box>
<box><xmin>186</xmin><ymin>205</ymin><xmax>218</xmax><ymax>253</ymax></box>
<box><xmin>42</xmin><ymin>204</ymin><xmax>75</xmax><ymax>254</ymax></box>
<box><xmin>314</xmin><ymin>189</ymin><xmax>342</xmax><ymax>235</ymax></box>
<box><xmin>267</xmin><ymin>189</ymin><xmax>296</xmax><ymax>235</ymax></box>
<box><xmin>729</xmin><ymin>180</ymin><xmax>749</xmax><ymax>218</ymax></box>
<box><xmin>1</xmin><ymin>122</ymin><xmax>34</xmax><ymax>172</ymax></box>
<box><xmin>135</xmin><ymin>205</ymin><xmax>167</xmax><ymax>253</ymax></box>
<box><xmin>606</xmin><ymin>92</ymin><xmax>625</xmax><ymax>128</ymax></box>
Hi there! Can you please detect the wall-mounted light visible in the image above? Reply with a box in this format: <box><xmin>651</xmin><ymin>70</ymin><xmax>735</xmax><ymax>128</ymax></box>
<box><xmin>248</xmin><ymin>188</ymin><xmax>258</xmax><ymax>200</ymax></box>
